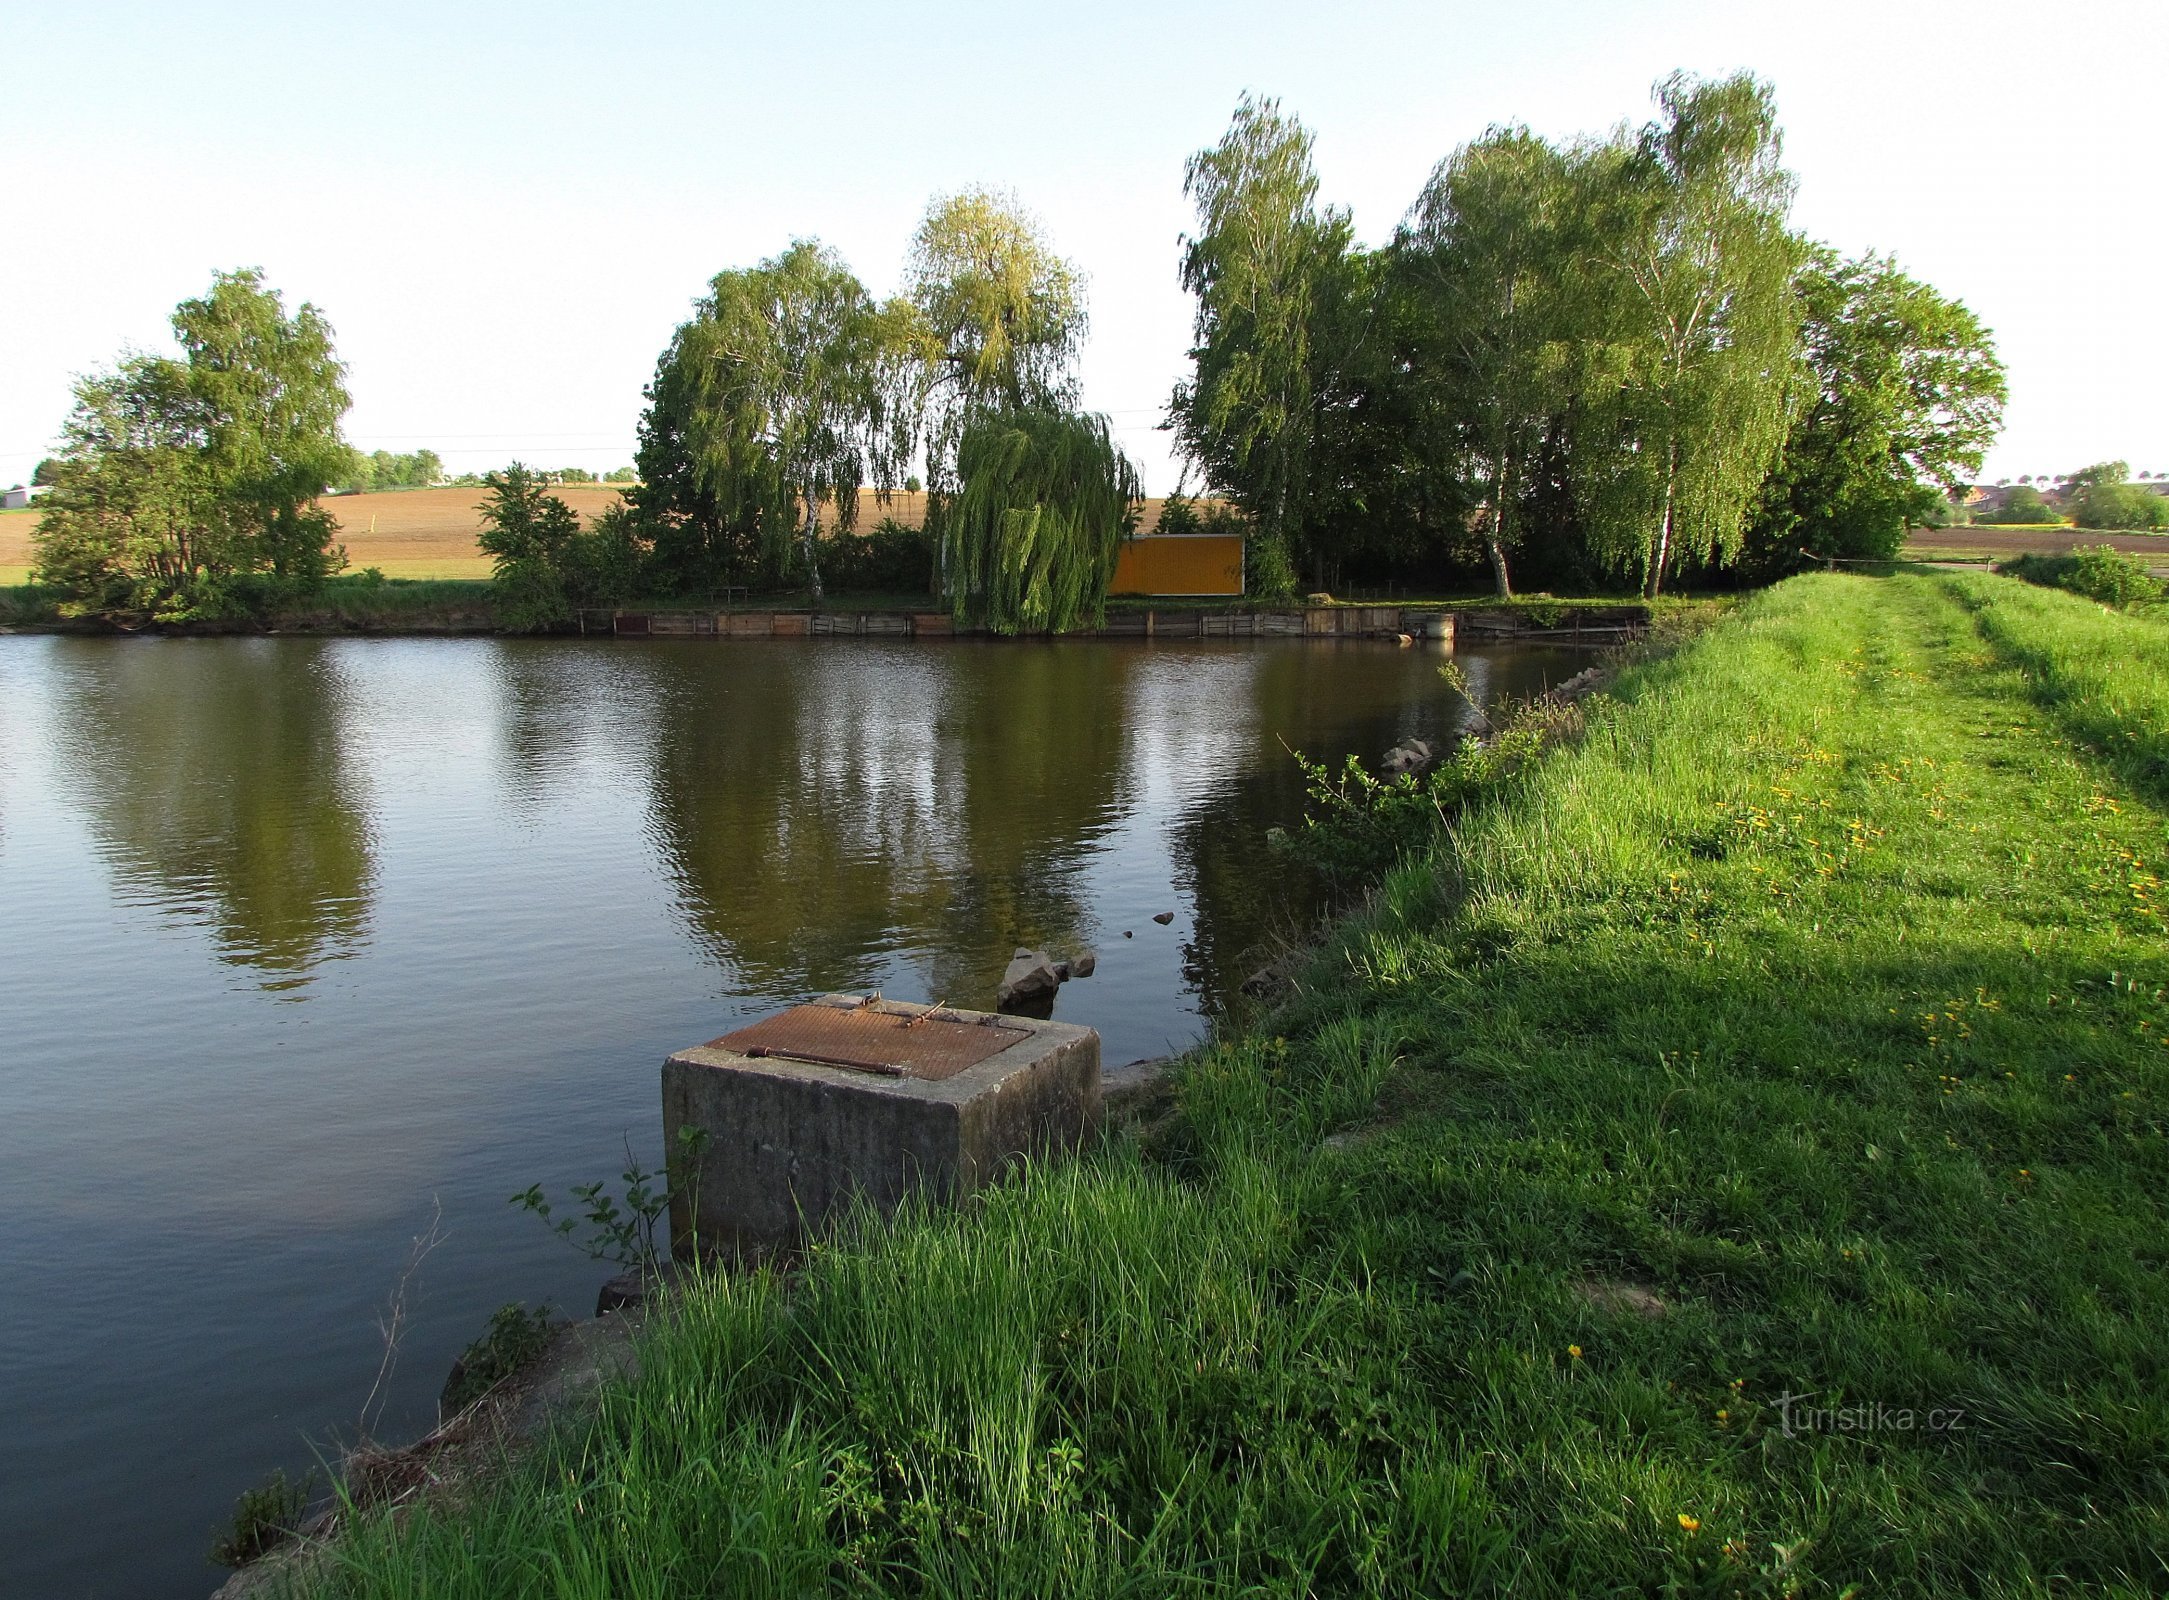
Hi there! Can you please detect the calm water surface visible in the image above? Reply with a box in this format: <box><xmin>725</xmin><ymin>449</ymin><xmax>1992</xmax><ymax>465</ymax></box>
<box><xmin>0</xmin><ymin>633</ymin><xmax>1582</xmax><ymax>1598</ymax></box>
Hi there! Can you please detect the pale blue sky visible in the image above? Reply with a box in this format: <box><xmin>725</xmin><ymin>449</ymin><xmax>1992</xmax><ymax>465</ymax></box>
<box><xmin>5</xmin><ymin>0</ymin><xmax>2162</xmax><ymax>492</ymax></box>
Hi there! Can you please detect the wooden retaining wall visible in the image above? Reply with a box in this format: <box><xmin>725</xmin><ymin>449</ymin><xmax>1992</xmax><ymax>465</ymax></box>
<box><xmin>594</xmin><ymin>605</ymin><xmax>1645</xmax><ymax>644</ymax></box>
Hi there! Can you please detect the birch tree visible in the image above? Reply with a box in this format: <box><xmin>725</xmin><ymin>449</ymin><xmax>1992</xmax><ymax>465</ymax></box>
<box><xmin>906</xmin><ymin>188</ymin><xmax>1086</xmax><ymax>483</ymax></box>
<box><xmin>1582</xmin><ymin>74</ymin><xmax>1804</xmax><ymax>595</ymax></box>
<box><xmin>1398</xmin><ymin>128</ymin><xmax>1580</xmax><ymax>596</ymax></box>
<box><xmin>1171</xmin><ymin>96</ymin><xmax>1360</xmax><ymax>587</ymax></box>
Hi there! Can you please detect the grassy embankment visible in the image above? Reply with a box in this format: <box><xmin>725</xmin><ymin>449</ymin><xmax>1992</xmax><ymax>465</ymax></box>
<box><xmin>290</xmin><ymin>571</ymin><xmax>2165</xmax><ymax>1597</ymax></box>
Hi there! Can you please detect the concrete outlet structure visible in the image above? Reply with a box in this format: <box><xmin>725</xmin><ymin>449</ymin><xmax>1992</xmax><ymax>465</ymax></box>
<box><xmin>662</xmin><ymin>993</ymin><xmax>1101</xmax><ymax>1257</ymax></box>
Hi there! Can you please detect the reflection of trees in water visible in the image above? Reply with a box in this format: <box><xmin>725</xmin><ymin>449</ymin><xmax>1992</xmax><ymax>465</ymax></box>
<box><xmin>1163</xmin><ymin>644</ymin><xmax>1569</xmax><ymax>1012</ymax></box>
<box><xmin>629</xmin><ymin>637</ymin><xmax>1585</xmax><ymax>1015</ymax></box>
<box><xmin>915</xmin><ymin>643</ymin><xmax>1134</xmax><ymax>1003</ymax></box>
<box><xmin>643</xmin><ymin>644</ymin><xmax>1139</xmax><ymax>1006</ymax></box>
<box><xmin>55</xmin><ymin>639</ymin><xmax>373</xmax><ymax>985</ymax></box>
<box><xmin>646</xmin><ymin>649</ymin><xmax>952</xmax><ymax>996</ymax></box>
<box><xmin>490</xmin><ymin>642</ymin><xmax>665</xmax><ymax>814</ymax></box>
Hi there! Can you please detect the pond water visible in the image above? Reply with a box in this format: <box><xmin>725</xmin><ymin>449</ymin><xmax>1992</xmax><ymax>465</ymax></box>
<box><xmin>0</xmin><ymin>632</ymin><xmax>1584</xmax><ymax>1599</ymax></box>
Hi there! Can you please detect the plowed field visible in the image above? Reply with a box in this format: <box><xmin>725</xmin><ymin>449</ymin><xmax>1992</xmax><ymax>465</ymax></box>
<box><xmin>1905</xmin><ymin>525</ymin><xmax>2169</xmax><ymax>562</ymax></box>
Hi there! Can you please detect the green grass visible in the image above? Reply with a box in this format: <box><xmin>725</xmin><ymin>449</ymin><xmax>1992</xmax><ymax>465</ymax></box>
<box><xmin>293</xmin><ymin>573</ymin><xmax>2168</xmax><ymax>1595</ymax></box>
<box><xmin>1947</xmin><ymin>571</ymin><xmax>2169</xmax><ymax>796</ymax></box>
<box><xmin>0</xmin><ymin>583</ymin><xmax>62</xmax><ymax>625</ymax></box>
<box><xmin>289</xmin><ymin>575</ymin><xmax>504</xmax><ymax>629</ymax></box>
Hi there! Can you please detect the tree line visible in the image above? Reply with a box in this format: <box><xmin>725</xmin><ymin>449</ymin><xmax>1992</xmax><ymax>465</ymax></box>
<box><xmin>1172</xmin><ymin>74</ymin><xmax>2006</xmax><ymax>598</ymax></box>
<box><xmin>1972</xmin><ymin>462</ymin><xmax>2169</xmax><ymax>531</ymax></box>
<box><xmin>612</xmin><ymin>191</ymin><xmax>1133</xmax><ymax>631</ymax></box>
<box><xmin>29</xmin><ymin>72</ymin><xmax>2012</xmax><ymax>624</ymax></box>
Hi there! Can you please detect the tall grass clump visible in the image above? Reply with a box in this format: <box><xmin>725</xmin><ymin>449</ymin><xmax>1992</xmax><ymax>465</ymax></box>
<box><xmin>0</xmin><ymin>583</ymin><xmax>63</xmax><ymax>626</ymax></box>
<box><xmin>305</xmin><ymin>573</ymin><xmax>2168</xmax><ymax>1598</ymax></box>
<box><xmin>305</xmin><ymin>574</ymin><xmax>504</xmax><ymax>628</ymax></box>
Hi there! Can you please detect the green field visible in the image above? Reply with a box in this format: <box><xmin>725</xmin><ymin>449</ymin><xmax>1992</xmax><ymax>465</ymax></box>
<box><xmin>239</xmin><ymin>574</ymin><xmax>2169</xmax><ymax>1594</ymax></box>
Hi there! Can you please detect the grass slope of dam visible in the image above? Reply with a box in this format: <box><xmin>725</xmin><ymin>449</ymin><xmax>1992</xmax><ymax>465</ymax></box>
<box><xmin>297</xmin><ymin>572</ymin><xmax>2166</xmax><ymax>1597</ymax></box>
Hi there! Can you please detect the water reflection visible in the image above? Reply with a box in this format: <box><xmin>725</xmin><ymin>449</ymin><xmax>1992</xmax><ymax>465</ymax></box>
<box><xmin>644</xmin><ymin>645</ymin><xmax>1125</xmax><ymax>999</ymax></box>
<box><xmin>51</xmin><ymin>638</ymin><xmax>374</xmax><ymax>986</ymax></box>
<box><xmin>914</xmin><ymin>644</ymin><xmax>1130</xmax><ymax>996</ymax></box>
<box><xmin>633</xmin><ymin>638</ymin><xmax>1576</xmax><ymax>1017</ymax></box>
<box><xmin>490</xmin><ymin>644</ymin><xmax>664</xmax><ymax>814</ymax></box>
<box><xmin>1163</xmin><ymin>644</ymin><xmax>1506</xmax><ymax>1004</ymax></box>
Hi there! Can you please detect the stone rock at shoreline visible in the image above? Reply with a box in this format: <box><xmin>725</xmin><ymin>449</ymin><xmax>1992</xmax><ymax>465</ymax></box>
<box><xmin>996</xmin><ymin>950</ymin><xmax>1063</xmax><ymax>1015</ymax></box>
<box><xmin>1102</xmin><ymin>1058</ymin><xmax>1173</xmax><ymax>1122</ymax></box>
<box><xmin>1382</xmin><ymin>738</ymin><xmax>1435</xmax><ymax>775</ymax></box>
<box><xmin>1543</xmin><ymin>666</ymin><xmax>1604</xmax><ymax>704</ymax></box>
<box><xmin>595</xmin><ymin>1257</ymin><xmax>695</xmax><ymax>1317</ymax></box>
<box><xmin>1152</xmin><ymin>911</ymin><xmax>1175</xmax><ymax>925</ymax></box>
<box><xmin>1052</xmin><ymin>960</ymin><xmax>1072</xmax><ymax>981</ymax></box>
<box><xmin>596</xmin><ymin>1272</ymin><xmax>643</xmax><ymax>1316</ymax></box>
<box><xmin>1071</xmin><ymin>952</ymin><xmax>1096</xmax><ymax>978</ymax></box>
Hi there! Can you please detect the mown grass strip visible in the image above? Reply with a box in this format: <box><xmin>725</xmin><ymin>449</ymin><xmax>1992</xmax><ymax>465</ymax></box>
<box><xmin>307</xmin><ymin>574</ymin><xmax>2166</xmax><ymax>1598</ymax></box>
<box><xmin>1943</xmin><ymin>569</ymin><xmax>2169</xmax><ymax>801</ymax></box>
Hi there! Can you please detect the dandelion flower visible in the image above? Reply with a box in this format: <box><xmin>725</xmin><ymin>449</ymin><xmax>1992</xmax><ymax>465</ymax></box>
<box><xmin>1678</xmin><ymin>1513</ymin><xmax>1701</xmax><ymax>1534</ymax></box>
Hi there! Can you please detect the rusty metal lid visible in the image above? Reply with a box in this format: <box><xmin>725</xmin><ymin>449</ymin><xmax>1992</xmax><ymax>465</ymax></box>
<box><xmin>709</xmin><ymin>1003</ymin><xmax>1031</xmax><ymax>1081</ymax></box>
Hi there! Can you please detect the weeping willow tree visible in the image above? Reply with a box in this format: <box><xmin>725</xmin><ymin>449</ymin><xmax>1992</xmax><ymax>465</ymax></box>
<box><xmin>905</xmin><ymin>190</ymin><xmax>1139</xmax><ymax>628</ymax></box>
<box><xmin>906</xmin><ymin>188</ymin><xmax>1085</xmax><ymax>486</ymax></box>
<box><xmin>944</xmin><ymin>409</ymin><xmax>1139</xmax><ymax>635</ymax></box>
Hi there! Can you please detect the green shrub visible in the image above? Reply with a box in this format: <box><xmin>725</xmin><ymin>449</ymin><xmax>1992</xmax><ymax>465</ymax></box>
<box><xmin>1153</xmin><ymin>492</ymin><xmax>1203</xmax><ymax>538</ymax></box>
<box><xmin>440</xmin><ymin>1303</ymin><xmax>558</xmax><ymax>1416</ymax></box>
<box><xmin>2003</xmin><ymin>544</ymin><xmax>2164</xmax><ymax>608</ymax></box>
<box><xmin>2072</xmin><ymin>482</ymin><xmax>2169</xmax><ymax>531</ymax></box>
<box><xmin>821</xmin><ymin>518</ymin><xmax>934</xmax><ymax>594</ymax></box>
<box><xmin>0</xmin><ymin>583</ymin><xmax>62</xmax><ymax>626</ymax></box>
<box><xmin>1273</xmin><ymin>677</ymin><xmax>1578</xmax><ymax>888</ymax></box>
<box><xmin>210</xmin><ymin>1467</ymin><xmax>315</xmax><ymax>1568</ymax></box>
